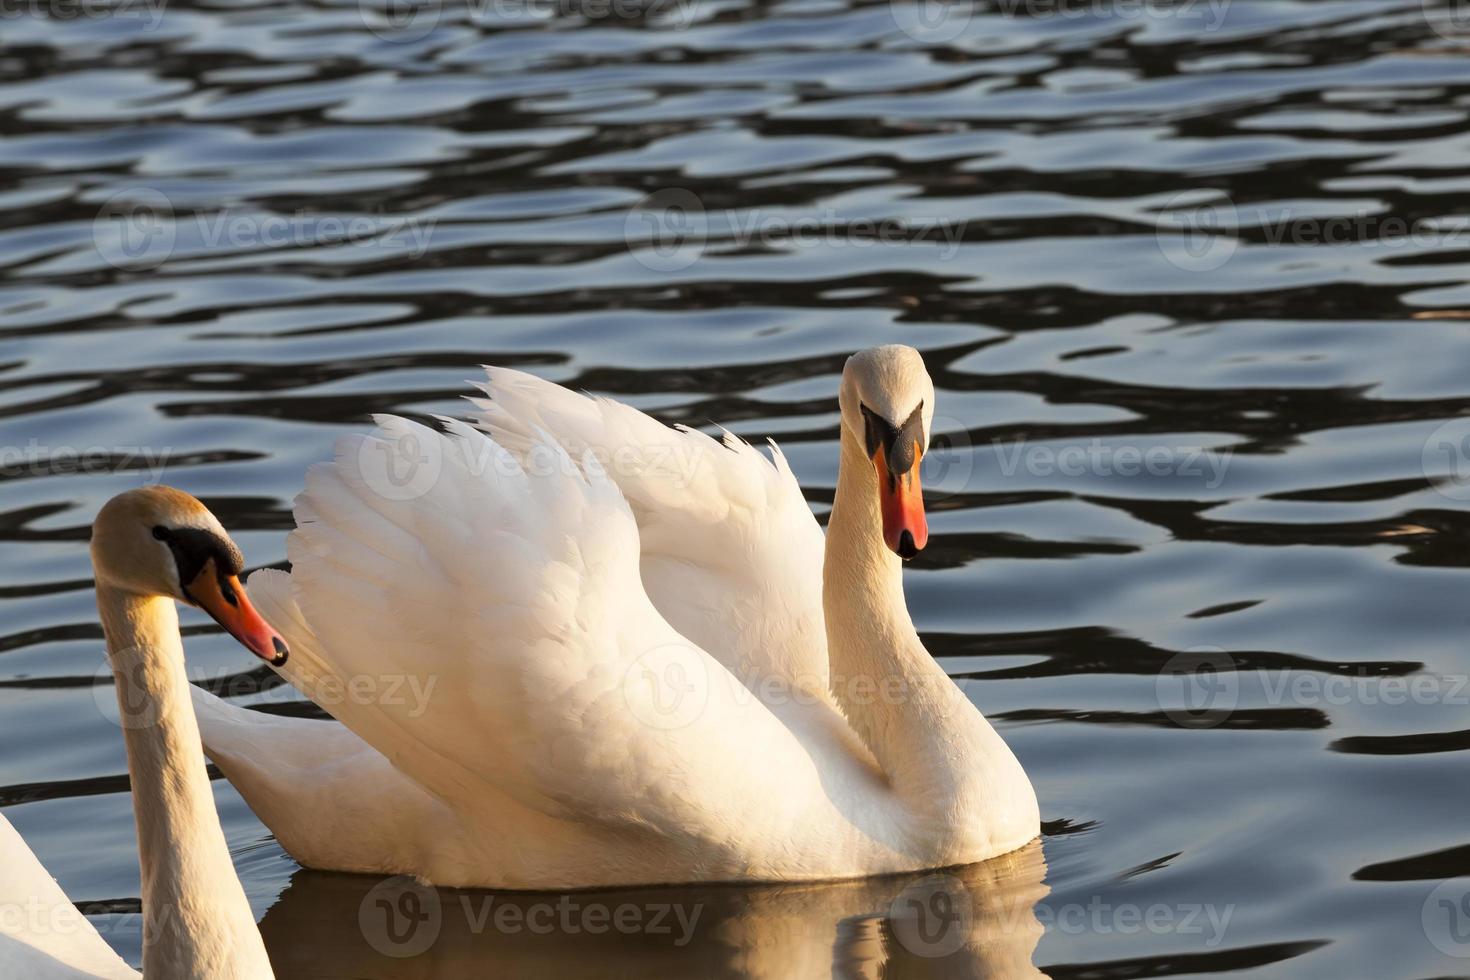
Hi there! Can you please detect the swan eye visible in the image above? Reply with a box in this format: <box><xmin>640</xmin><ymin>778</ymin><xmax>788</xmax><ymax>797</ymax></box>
<box><xmin>150</xmin><ymin>525</ymin><xmax>244</xmax><ymax>600</ymax></box>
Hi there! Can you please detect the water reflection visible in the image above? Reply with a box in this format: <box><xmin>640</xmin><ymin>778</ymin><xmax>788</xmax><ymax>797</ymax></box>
<box><xmin>259</xmin><ymin>844</ymin><xmax>1050</xmax><ymax>979</ymax></box>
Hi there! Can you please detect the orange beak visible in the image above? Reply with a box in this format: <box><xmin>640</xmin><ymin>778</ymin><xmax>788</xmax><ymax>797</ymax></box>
<box><xmin>874</xmin><ymin>444</ymin><xmax>928</xmax><ymax>560</ymax></box>
<box><xmin>184</xmin><ymin>560</ymin><xmax>288</xmax><ymax>666</ymax></box>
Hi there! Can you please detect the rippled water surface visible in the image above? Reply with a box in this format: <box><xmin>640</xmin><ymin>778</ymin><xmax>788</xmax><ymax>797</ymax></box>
<box><xmin>7</xmin><ymin>0</ymin><xmax>1470</xmax><ymax>976</ymax></box>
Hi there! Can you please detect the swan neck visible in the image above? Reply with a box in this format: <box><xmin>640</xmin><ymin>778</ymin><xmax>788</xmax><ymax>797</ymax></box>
<box><xmin>824</xmin><ymin>432</ymin><xmax>962</xmax><ymax>765</ymax></box>
<box><xmin>824</xmin><ymin>427</ymin><xmax>1029</xmax><ymax>845</ymax></box>
<box><xmin>826</xmin><ymin>434</ymin><xmax>910</xmax><ymax>633</ymax></box>
<box><xmin>97</xmin><ymin>584</ymin><xmax>273</xmax><ymax>979</ymax></box>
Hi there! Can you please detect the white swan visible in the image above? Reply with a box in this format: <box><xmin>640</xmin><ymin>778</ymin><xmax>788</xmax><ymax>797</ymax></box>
<box><xmin>195</xmin><ymin>345</ymin><xmax>1039</xmax><ymax>889</ymax></box>
<box><xmin>0</xmin><ymin>487</ymin><xmax>285</xmax><ymax>979</ymax></box>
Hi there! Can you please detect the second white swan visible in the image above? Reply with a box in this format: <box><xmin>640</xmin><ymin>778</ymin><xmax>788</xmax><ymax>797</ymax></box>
<box><xmin>195</xmin><ymin>344</ymin><xmax>1040</xmax><ymax>889</ymax></box>
<box><xmin>1</xmin><ymin>487</ymin><xmax>284</xmax><ymax>979</ymax></box>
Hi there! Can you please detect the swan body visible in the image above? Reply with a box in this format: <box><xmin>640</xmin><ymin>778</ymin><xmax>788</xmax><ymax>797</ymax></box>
<box><xmin>197</xmin><ymin>345</ymin><xmax>1039</xmax><ymax>889</ymax></box>
<box><xmin>0</xmin><ymin>487</ymin><xmax>285</xmax><ymax>979</ymax></box>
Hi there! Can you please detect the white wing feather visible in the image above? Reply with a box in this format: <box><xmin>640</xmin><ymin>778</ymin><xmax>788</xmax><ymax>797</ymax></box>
<box><xmin>275</xmin><ymin>417</ymin><xmax>848</xmax><ymax>862</ymax></box>
<box><xmin>0</xmin><ymin>815</ymin><xmax>138</xmax><ymax>979</ymax></box>
<box><xmin>469</xmin><ymin>368</ymin><xmax>829</xmax><ymax>691</ymax></box>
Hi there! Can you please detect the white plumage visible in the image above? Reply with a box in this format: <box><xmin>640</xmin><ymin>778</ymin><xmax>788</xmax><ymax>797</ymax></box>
<box><xmin>4</xmin><ymin>487</ymin><xmax>279</xmax><ymax>979</ymax></box>
<box><xmin>0</xmin><ymin>815</ymin><xmax>139</xmax><ymax>979</ymax></box>
<box><xmin>197</xmin><ymin>348</ymin><xmax>1039</xmax><ymax>889</ymax></box>
<box><xmin>469</xmin><ymin>367</ymin><xmax>830</xmax><ymax>691</ymax></box>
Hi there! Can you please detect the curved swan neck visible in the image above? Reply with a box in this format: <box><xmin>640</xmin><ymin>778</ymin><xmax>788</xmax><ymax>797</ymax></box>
<box><xmin>823</xmin><ymin>428</ymin><xmax>1026</xmax><ymax>838</ymax></box>
<box><xmin>96</xmin><ymin>585</ymin><xmax>273</xmax><ymax>980</ymax></box>
<box><xmin>824</xmin><ymin>435</ymin><xmax>917</xmax><ymax>712</ymax></box>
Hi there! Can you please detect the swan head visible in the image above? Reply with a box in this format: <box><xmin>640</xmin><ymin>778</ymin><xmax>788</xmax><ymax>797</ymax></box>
<box><xmin>839</xmin><ymin>345</ymin><xmax>935</xmax><ymax>560</ymax></box>
<box><xmin>91</xmin><ymin>486</ymin><xmax>288</xmax><ymax>666</ymax></box>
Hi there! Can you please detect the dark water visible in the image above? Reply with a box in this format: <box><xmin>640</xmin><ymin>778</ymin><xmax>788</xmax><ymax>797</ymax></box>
<box><xmin>5</xmin><ymin>0</ymin><xmax>1470</xmax><ymax>976</ymax></box>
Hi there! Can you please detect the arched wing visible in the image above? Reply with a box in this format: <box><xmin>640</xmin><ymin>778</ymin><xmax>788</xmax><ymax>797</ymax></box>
<box><xmin>470</xmin><ymin>367</ymin><xmax>828</xmax><ymax>690</ymax></box>
<box><xmin>278</xmin><ymin>417</ymin><xmax>824</xmax><ymax>844</ymax></box>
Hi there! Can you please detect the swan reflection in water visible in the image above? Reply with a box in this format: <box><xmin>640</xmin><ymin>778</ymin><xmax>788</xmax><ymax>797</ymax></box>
<box><xmin>258</xmin><ymin>841</ymin><xmax>1049</xmax><ymax>979</ymax></box>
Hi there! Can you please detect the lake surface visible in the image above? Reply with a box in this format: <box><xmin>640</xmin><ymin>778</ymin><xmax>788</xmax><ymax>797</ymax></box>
<box><xmin>5</xmin><ymin>0</ymin><xmax>1470</xmax><ymax>975</ymax></box>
